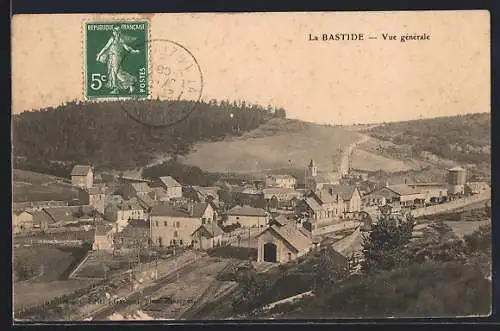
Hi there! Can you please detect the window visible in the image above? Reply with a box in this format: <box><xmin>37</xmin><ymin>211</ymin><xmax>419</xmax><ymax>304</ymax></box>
<box><xmin>164</xmin><ymin>221</ymin><xmax>167</xmax><ymax>227</ymax></box>
<box><xmin>236</xmin><ymin>217</ymin><xmax>239</xmax><ymax>220</ymax></box>
<box><xmin>180</xmin><ymin>239</ymin><xmax>183</xmax><ymax>245</ymax></box>
<box><xmin>155</xmin><ymin>221</ymin><xmax>158</xmax><ymax>227</ymax></box>
<box><xmin>174</xmin><ymin>231</ymin><xmax>178</xmax><ymax>237</ymax></box>
<box><xmin>176</xmin><ymin>221</ymin><xmax>180</xmax><ymax>228</ymax></box>
<box><xmin>202</xmin><ymin>218</ymin><xmax>206</xmax><ymax>225</ymax></box>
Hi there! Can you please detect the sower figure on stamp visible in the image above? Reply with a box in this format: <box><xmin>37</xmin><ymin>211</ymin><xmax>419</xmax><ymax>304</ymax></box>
<box><xmin>96</xmin><ymin>25</ymin><xmax>140</xmax><ymax>94</ymax></box>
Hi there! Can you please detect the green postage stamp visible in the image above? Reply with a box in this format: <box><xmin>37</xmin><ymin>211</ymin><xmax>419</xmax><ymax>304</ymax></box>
<box><xmin>84</xmin><ymin>21</ymin><xmax>149</xmax><ymax>99</ymax></box>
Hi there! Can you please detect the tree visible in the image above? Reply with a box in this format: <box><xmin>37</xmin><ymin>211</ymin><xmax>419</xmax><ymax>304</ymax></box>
<box><xmin>361</xmin><ymin>205</ymin><xmax>414</xmax><ymax>274</ymax></box>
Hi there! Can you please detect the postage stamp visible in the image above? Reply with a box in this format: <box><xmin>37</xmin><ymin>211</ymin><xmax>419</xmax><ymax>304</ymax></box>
<box><xmin>84</xmin><ymin>21</ymin><xmax>149</xmax><ymax>99</ymax></box>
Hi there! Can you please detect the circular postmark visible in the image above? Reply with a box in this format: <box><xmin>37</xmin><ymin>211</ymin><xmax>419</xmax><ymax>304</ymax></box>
<box><xmin>119</xmin><ymin>38</ymin><xmax>204</xmax><ymax>128</ymax></box>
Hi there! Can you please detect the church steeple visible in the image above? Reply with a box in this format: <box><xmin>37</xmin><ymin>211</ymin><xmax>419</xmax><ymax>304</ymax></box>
<box><xmin>308</xmin><ymin>159</ymin><xmax>317</xmax><ymax>177</ymax></box>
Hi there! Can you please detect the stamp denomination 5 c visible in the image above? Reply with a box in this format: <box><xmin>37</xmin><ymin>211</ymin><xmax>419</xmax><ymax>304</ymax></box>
<box><xmin>84</xmin><ymin>21</ymin><xmax>149</xmax><ymax>99</ymax></box>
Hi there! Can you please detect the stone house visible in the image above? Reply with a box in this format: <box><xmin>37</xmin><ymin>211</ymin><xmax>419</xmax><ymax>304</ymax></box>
<box><xmin>225</xmin><ymin>205</ymin><xmax>268</xmax><ymax>228</ymax></box>
<box><xmin>191</xmin><ymin>223</ymin><xmax>225</xmax><ymax>250</ymax></box>
<box><xmin>256</xmin><ymin>222</ymin><xmax>313</xmax><ymax>263</ymax></box>
<box><xmin>150</xmin><ymin>202</ymin><xmax>215</xmax><ymax>247</ymax></box>
<box><xmin>71</xmin><ymin>165</ymin><xmax>93</xmax><ymax>189</ymax></box>
<box><xmin>265</xmin><ymin>174</ymin><xmax>297</xmax><ymax>189</ymax></box>
<box><xmin>12</xmin><ymin>210</ymin><xmax>34</xmax><ymax>234</ymax></box>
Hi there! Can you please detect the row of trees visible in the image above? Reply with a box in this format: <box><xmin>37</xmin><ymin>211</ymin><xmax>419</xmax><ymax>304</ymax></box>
<box><xmin>361</xmin><ymin>205</ymin><xmax>491</xmax><ymax>274</ymax></box>
<box><xmin>365</xmin><ymin>113</ymin><xmax>490</xmax><ymax>163</ymax></box>
<box><xmin>13</xmin><ymin>99</ymin><xmax>287</xmax><ymax>174</ymax></box>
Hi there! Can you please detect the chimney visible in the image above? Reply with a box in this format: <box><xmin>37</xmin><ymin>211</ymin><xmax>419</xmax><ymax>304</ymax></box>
<box><xmin>189</xmin><ymin>204</ymin><xmax>194</xmax><ymax>216</ymax></box>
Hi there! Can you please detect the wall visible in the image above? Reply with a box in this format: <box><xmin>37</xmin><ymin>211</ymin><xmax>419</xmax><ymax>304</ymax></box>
<box><xmin>257</xmin><ymin>230</ymin><xmax>303</xmax><ymax>263</ymax></box>
<box><xmin>166</xmin><ymin>186</ymin><xmax>183</xmax><ymax>199</ymax></box>
<box><xmin>12</xmin><ymin>212</ymin><xmax>34</xmax><ymax>234</ymax></box>
<box><xmin>227</xmin><ymin>214</ymin><xmax>267</xmax><ymax>228</ymax></box>
<box><xmin>151</xmin><ymin>215</ymin><xmax>201</xmax><ymax>246</ymax></box>
<box><xmin>411</xmin><ymin>193</ymin><xmax>490</xmax><ymax>218</ymax></box>
<box><xmin>312</xmin><ymin>220</ymin><xmax>362</xmax><ymax>236</ymax></box>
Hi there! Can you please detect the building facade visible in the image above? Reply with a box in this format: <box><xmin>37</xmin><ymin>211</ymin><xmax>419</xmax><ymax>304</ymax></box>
<box><xmin>265</xmin><ymin>174</ymin><xmax>297</xmax><ymax>189</ymax></box>
<box><xmin>71</xmin><ymin>165</ymin><xmax>94</xmax><ymax>189</ymax></box>
<box><xmin>150</xmin><ymin>202</ymin><xmax>215</xmax><ymax>247</ymax></box>
<box><xmin>225</xmin><ymin>205</ymin><xmax>268</xmax><ymax>228</ymax></box>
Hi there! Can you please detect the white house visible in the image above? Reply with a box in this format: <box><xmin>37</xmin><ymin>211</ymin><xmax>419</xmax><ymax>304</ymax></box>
<box><xmin>12</xmin><ymin>210</ymin><xmax>34</xmax><ymax>234</ymax></box>
<box><xmin>155</xmin><ymin>176</ymin><xmax>183</xmax><ymax>200</ymax></box>
<box><xmin>265</xmin><ymin>174</ymin><xmax>297</xmax><ymax>189</ymax></box>
<box><xmin>71</xmin><ymin>165</ymin><xmax>93</xmax><ymax>188</ymax></box>
<box><xmin>226</xmin><ymin>205</ymin><xmax>268</xmax><ymax>228</ymax></box>
<box><xmin>150</xmin><ymin>202</ymin><xmax>215</xmax><ymax>247</ymax></box>
<box><xmin>104</xmin><ymin>201</ymin><xmax>145</xmax><ymax>222</ymax></box>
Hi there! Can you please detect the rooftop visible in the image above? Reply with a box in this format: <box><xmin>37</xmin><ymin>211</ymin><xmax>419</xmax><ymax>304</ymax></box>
<box><xmin>192</xmin><ymin>223</ymin><xmax>225</xmax><ymax>237</ymax></box>
<box><xmin>159</xmin><ymin>176</ymin><xmax>182</xmax><ymax>188</ymax></box>
<box><xmin>259</xmin><ymin>223</ymin><xmax>313</xmax><ymax>253</ymax></box>
<box><xmin>322</xmin><ymin>184</ymin><xmax>357</xmax><ymax>201</ymax></box>
<box><xmin>150</xmin><ymin>202</ymin><xmax>209</xmax><ymax>218</ymax></box>
<box><xmin>71</xmin><ymin>165</ymin><xmax>92</xmax><ymax>176</ymax></box>
<box><xmin>386</xmin><ymin>184</ymin><xmax>422</xmax><ymax>196</ymax></box>
<box><xmin>226</xmin><ymin>205</ymin><xmax>267</xmax><ymax>217</ymax></box>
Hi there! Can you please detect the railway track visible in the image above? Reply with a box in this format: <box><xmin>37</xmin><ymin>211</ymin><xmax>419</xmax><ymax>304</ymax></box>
<box><xmin>83</xmin><ymin>257</ymin><xmax>199</xmax><ymax>320</ymax></box>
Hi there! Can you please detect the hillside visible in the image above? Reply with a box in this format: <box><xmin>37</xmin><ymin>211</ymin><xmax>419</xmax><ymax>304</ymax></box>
<box><xmin>362</xmin><ymin>113</ymin><xmax>490</xmax><ymax>164</ymax></box>
<box><xmin>283</xmin><ymin>261</ymin><xmax>490</xmax><ymax>318</ymax></box>
<box><xmin>12</xmin><ymin>100</ymin><xmax>277</xmax><ymax>177</ymax></box>
<box><xmin>12</xmin><ymin>169</ymin><xmax>80</xmax><ymax>203</ymax></box>
<box><xmin>180</xmin><ymin>118</ymin><xmax>360</xmax><ymax>175</ymax></box>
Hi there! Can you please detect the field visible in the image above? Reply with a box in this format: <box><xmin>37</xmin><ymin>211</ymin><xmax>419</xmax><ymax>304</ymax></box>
<box><xmin>13</xmin><ymin>245</ymin><xmax>92</xmax><ymax>311</ymax></box>
<box><xmin>12</xmin><ymin>169</ymin><xmax>80</xmax><ymax>203</ymax></box>
<box><xmin>351</xmin><ymin>149</ymin><xmax>420</xmax><ymax>173</ymax></box>
<box><xmin>181</xmin><ymin>119</ymin><xmax>360</xmax><ymax>174</ymax></box>
<box><xmin>13</xmin><ymin>246</ymin><xmax>89</xmax><ymax>282</ymax></box>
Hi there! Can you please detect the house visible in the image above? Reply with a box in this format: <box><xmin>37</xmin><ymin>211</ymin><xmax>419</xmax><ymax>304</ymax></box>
<box><xmin>304</xmin><ymin>159</ymin><xmax>339</xmax><ymax>191</ymax></box>
<box><xmin>117</xmin><ymin>219</ymin><xmax>152</xmax><ymax>250</ymax></box>
<box><xmin>256</xmin><ymin>222</ymin><xmax>313</xmax><ymax>263</ymax></box>
<box><xmin>148</xmin><ymin>187</ymin><xmax>170</xmax><ymax>202</ymax></box>
<box><xmin>226</xmin><ymin>205</ymin><xmax>268</xmax><ymax>228</ymax></box>
<box><xmin>123</xmin><ymin>182</ymin><xmax>151</xmax><ymax>200</ymax></box>
<box><xmin>262</xmin><ymin>188</ymin><xmax>302</xmax><ymax>209</ymax></box>
<box><xmin>71</xmin><ymin>165</ymin><xmax>94</xmax><ymax>188</ymax></box>
<box><xmin>269</xmin><ymin>214</ymin><xmax>293</xmax><ymax>227</ymax></box>
<box><xmin>407</xmin><ymin>183</ymin><xmax>448</xmax><ymax>203</ymax></box>
<box><xmin>78</xmin><ymin>185</ymin><xmax>111</xmax><ymax>214</ymax></box>
<box><xmin>150</xmin><ymin>202</ymin><xmax>215</xmax><ymax>247</ymax></box>
<box><xmin>298</xmin><ymin>185</ymin><xmax>361</xmax><ymax>229</ymax></box>
<box><xmin>184</xmin><ymin>186</ymin><xmax>220</xmax><ymax>204</ymax></box>
<box><xmin>322</xmin><ymin>185</ymin><xmax>362</xmax><ymax>217</ymax></box>
<box><xmin>153</xmin><ymin>176</ymin><xmax>183</xmax><ymax>200</ymax></box>
<box><xmin>12</xmin><ymin>210</ymin><xmax>34</xmax><ymax>234</ymax></box>
<box><xmin>192</xmin><ymin>223</ymin><xmax>225</xmax><ymax>250</ymax></box>
<box><xmin>104</xmin><ymin>201</ymin><xmax>145</xmax><ymax>223</ymax></box>
<box><xmin>465</xmin><ymin>182</ymin><xmax>491</xmax><ymax>196</ymax></box>
<box><xmin>362</xmin><ymin>184</ymin><xmax>426</xmax><ymax>208</ymax></box>
<box><xmin>93</xmin><ymin>223</ymin><xmax>115</xmax><ymax>251</ymax></box>
<box><xmin>33</xmin><ymin>205</ymin><xmax>96</xmax><ymax>228</ymax></box>
<box><xmin>265</xmin><ymin>174</ymin><xmax>297</xmax><ymax>189</ymax></box>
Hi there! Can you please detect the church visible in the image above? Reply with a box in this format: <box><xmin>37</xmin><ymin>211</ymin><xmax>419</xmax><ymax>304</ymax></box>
<box><xmin>304</xmin><ymin>159</ymin><xmax>340</xmax><ymax>191</ymax></box>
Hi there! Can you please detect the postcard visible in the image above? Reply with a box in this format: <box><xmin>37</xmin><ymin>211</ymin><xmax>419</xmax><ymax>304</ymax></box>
<box><xmin>11</xmin><ymin>11</ymin><xmax>491</xmax><ymax>322</ymax></box>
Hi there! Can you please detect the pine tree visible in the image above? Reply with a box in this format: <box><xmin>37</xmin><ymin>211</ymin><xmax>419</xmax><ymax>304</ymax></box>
<box><xmin>361</xmin><ymin>205</ymin><xmax>414</xmax><ymax>274</ymax></box>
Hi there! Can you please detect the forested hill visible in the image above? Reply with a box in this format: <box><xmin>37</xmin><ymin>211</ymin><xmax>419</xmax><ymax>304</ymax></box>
<box><xmin>363</xmin><ymin>113</ymin><xmax>490</xmax><ymax>163</ymax></box>
<box><xmin>12</xmin><ymin>100</ymin><xmax>286</xmax><ymax>176</ymax></box>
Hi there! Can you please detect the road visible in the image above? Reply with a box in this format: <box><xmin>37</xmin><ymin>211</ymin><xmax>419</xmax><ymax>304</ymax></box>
<box><xmin>338</xmin><ymin>134</ymin><xmax>369</xmax><ymax>177</ymax></box>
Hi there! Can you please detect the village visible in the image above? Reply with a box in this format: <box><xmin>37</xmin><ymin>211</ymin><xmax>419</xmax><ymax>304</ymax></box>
<box><xmin>12</xmin><ymin>145</ymin><xmax>491</xmax><ymax>320</ymax></box>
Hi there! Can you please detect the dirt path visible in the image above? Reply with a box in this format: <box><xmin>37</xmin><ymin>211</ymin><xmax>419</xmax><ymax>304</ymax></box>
<box><xmin>338</xmin><ymin>134</ymin><xmax>369</xmax><ymax>176</ymax></box>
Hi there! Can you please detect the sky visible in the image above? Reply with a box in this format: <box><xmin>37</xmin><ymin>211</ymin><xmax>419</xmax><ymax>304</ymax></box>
<box><xmin>12</xmin><ymin>11</ymin><xmax>490</xmax><ymax>125</ymax></box>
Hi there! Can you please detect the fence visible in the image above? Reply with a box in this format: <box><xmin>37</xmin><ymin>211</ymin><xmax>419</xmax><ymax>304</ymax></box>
<box><xmin>312</xmin><ymin>221</ymin><xmax>362</xmax><ymax>236</ymax></box>
<box><xmin>411</xmin><ymin>193</ymin><xmax>490</xmax><ymax>218</ymax></box>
